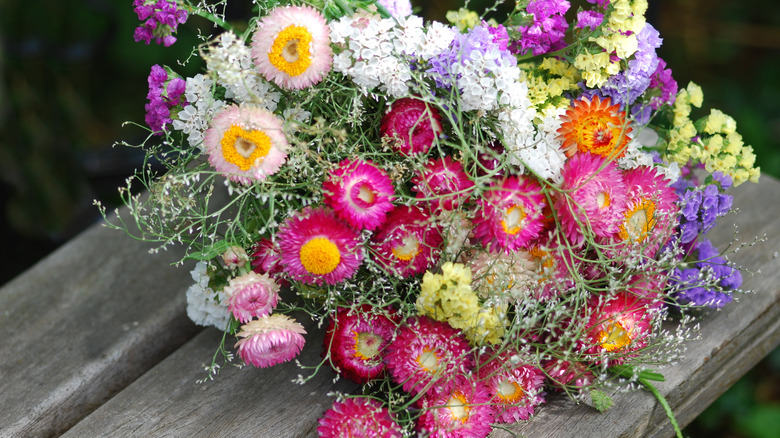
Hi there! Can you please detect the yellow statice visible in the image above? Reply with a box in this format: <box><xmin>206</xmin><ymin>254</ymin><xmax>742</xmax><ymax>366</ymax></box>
<box><xmin>664</xmin><ymin>83</ymin><xmax>760</xmax><ymax>185</ymax></box>
<box><xmin>519</xmin><ymin>58</ymin><xmax>580</xmax><ymax>111</ymax></box>
<box><xmin>445</xmin><ymin>8</ymin><xmax>480</xmax><ymax>32</ymax></box>
<box><xmin>416</xmin><ymin>262</ymin><xmax>507</xmax><ymax>345</ymax></box>
<box><xmin>462</xmin><ymin>303</ymin><xmax>509</xmax><ymax>345</ymax></box>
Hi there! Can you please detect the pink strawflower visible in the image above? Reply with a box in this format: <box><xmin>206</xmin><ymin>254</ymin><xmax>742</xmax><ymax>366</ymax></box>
<box><xmin>251</xmin><ymin>238</ymin><xmax>284</xmax><ymax>277</ymax></box>
<box><xmin>251</xmin><ymin>5</ymin><xmax>332</xmax><ymax>89</ymax></box>
<box><xmin>477</xmin><ymin>351</ymin><xmax>546</xmax><ymax>423</ymax></box>
<box><xmin>276</xmin><ymin>207</ymin><xmax>364</xmax><ymax>285</ymax></box>
<box><xmin>606</xmin><ymin>166</ymin><xmax>679</xmax><ymax>258</ymax></box>
<box><xmin>473</xmin><ymin>176</ymin><xmax>548</xmax><ymax>252</ymax></box>
<box><xmin>555</xmin><ymin>152</ymin><xmax>628</xmax><ymax>246</ymax></box>
<box><xmin>380</xmin><ymin>97</ymin><xmax>443</xmax><ymax>156</ymax></box>
<box><xmin>544</xmin><ymin>359</ymin><xmax>595</xmax><ymax>390</ymax></box>
<box><xmin>582</xmin><ymin>292</ymin><xmax>655</xmax><ymax>363</ymax></box>
<box><xmin>384</xmin><ymin>316</ymin><xmax>473</xmax><ymax>395</ymax></box>
<box><xmin>416</xmin><ymin>375</ymin><xmax>496</xmax><ymax>438</ymax></box>
<box><xmin>203</xmin><ymin>104</ymin><xmax>289</xmax><ymax>184</ymax></box>
<box><xmin>370</xmin><ymin>205</ymin><xmax>443</xmax><ymax>278</ymax></box>
<box><xmin>223</xmin><ymin>272</ymin><xmax>280</xmax><ymax>323</ymax></box>
<box><xmin>317</xmin><ymin>397</ymin><xmax>403</xmax><ymax>438</ymax></box>
<box><xmin>322</xmin><ymin>305</ymin><xmax>399</xmax><ymax>384</ymax></box>
<box><xmin>322</xmin><ymin>159</ymin><xmax>395</xmax><ymax>231</ymax></box>
<box><xmin>412</xmin><ymin>156</ymin><xmax>475</xmax><ymax>213</ymax></box>
<box><xmin>235</xmin><ymin>314</ymin><xmax>306</xmax><ymax>368</ymax></box>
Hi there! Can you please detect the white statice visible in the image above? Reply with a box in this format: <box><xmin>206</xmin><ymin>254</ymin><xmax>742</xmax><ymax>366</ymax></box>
<box><xmin>418</xmin><ymin>21</ymin><xmax>457</xmax><ymax>60</ymax></box>
<box><xmin>172</xmin><ymin>74</ymin><xmax>226</xmax><ymax>150</ymax></box>
<box><xmin>185</xmin><ymin>261</ymin><xmax>230</xmax><ymax>331</ymax></box>
<box><xmin>203</xmin><ymin>31</ymin><xmax>280</xmax><ymax>109</ymax></box>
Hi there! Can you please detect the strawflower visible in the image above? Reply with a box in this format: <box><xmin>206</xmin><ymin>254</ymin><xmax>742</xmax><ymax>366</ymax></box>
<box><xmin>558</xmin><ymin>95</ymin><xmax>632</xmax><ymax>158</ymax></box>
<box><xmin>235</xmin><ymin>314</ymin><xmax>307</xmax><ymax>368</ymax></box>
<box><xmin>380</xmin><ymin>98</ymin><xmax>444</xmax><ymax>156</ymax></box>
<box><xmin>224</xmin><ymin>272</ymin><xmax>280</xmax><ymax>323</ymax></box>
<box><xmin>370</xmin><ymin>206</ymin><xmax>443</xmax><ymax>278</ymax></box>
<box><xmin>477</xmin><ymin>351</ymin><xmax>546</xmax><ymax>423</ymax></box>
<box><xmin>317</xmin><ymin>397</ymin><xmax>403</xmax><ymax>438</ymax></box>
<box><xmin>323</xmin><ymin>159</ymin><xmax>395</xmax><ymax>231</ymax></box>
<box><xmin>416</xmin><ymin>375</ymin><xmax>496</xmax><ymax>438</ymax></box>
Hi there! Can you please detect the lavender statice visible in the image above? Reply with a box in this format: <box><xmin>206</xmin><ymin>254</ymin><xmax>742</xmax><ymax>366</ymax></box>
<box><xmin>133</xmin><ymin>0</ymin><xmax>188</xmax><ymax>47</ymax></box>
<box><xmin>600</xmin><ymin>23</ymin><xmax>662</xmax><ymax>109</ymax></box>
<box><xmin>511</xmin><ymin>0</ymin><xmax>570</xmax><ymax>56</ymax></box>
<box><xmin>671</xmin><ymin>239</ymin><xmax>741</xmax><ymax>308</ymax></box>
<box><xmin>647</xmin><ymin>58</ymin><xmax>678</xmax><ymax>109</ymax></box>
<box><xmin>677</xmin><ymin>171</ymin><xmax>734</xmax><ymax>245</ymax></box>
<box><xmin>145</xmin><ymin>64</ymin><xmax>187</xmax><ymax>134</ymax></box>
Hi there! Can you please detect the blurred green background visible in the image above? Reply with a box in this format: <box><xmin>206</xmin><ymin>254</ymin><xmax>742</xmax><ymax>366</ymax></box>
<box><xmin>0</xmin><ymin>1</ymin><xmax>778</xmax><ymax>436</ymax></box>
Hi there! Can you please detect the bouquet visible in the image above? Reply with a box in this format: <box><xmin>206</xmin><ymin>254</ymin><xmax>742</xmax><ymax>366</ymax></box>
<box><xmin>103</xmin><ymin>0</ymin><xmax>762</xmax><ymax>436</ymax></box>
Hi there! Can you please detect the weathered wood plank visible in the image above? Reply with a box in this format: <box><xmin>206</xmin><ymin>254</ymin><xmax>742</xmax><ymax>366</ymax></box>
<box><xmin>0</xmin><ymin>221</ymin><xmax>202</xmax><ymax>438</ymax></box>
<box><xmin>61</xmin><ymin>175</ymin><xmax>780</xmax><ymax>437</ymax></box>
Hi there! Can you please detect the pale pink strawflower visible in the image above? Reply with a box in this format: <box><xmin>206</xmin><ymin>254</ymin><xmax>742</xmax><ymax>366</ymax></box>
<box><xmin>473</xmin><ymin>175</ymin><xmax>548</xmax><ymax>252</ymax></box>
<box><xmin>416</xmin><ymin>375</ymin><xmax>496</xmax><ymax>438</ymax></box>
<box><xmin>251</xmin><ymin>5</ymin><xmax>332</xmax><ymax>89</ymax></box>
<box><xmin>224</xmin><ymin>271</ymin><xmax>281</xmax><ymax>323</ymax></box>
<box><xmin>276</xmin><ymin>207</ymin><xmax>364</xmax><ymax>285</ymax></box>
<box><xmin>322</xmin><ymin>159</ymin><xmax>395</xmax><ymax>231</ymax></box>
<box><xmin>235</xmin><ymin>314</ymin><xmax>306</xmax><ymax>368</ymax></box>
<box><xmin>317</xmin><ymin>397</ymin><xmax>403</xmax><ymax>438</ymax></box>
<box><xmin>477</xmin><ymin>350</ymin><xmax>546</xmax><ymax>423</ymax></box>
<box><xmin>412</xmin><ymin>156</ymin><xmax>475</xmax><ymax>213</ymax></box>
<box><xmin>204</xmin><ymin>104</ymin><xmax>289</xmax><ymax>184</ymax></box>
<box><xmin>555</xmin><ymin>152</ymin><xmax>627</xmax><ymax>246</ymax></box>
<box><xmin>380</xmin><ymin>97</ymin><xmax>443</xmax><ymax>156</ymax></box>
<box><xmin>370</xmin><ymin>205</ymin><xmax>443</xmax><ymax>278</ymax></box>
<box><xmin>221</xmin><ymin>246</ymin><xmax>249</xmax><ymax>270</ymax></box>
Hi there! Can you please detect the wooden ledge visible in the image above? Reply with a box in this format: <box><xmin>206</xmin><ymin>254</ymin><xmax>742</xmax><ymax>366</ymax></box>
<box><xmin>3</xmin><ymin>176</ymin><xmax>779</xmax><ymax>437</ymax></box>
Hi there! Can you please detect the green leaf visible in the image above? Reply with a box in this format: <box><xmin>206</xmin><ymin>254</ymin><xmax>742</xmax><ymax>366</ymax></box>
<box><xmin>590</xmin><ymin>389</ymin><xmax>615</xmax><ymax>413</ymax></box>
<box><xmin>185</xmin><ymin>240</ymin><xmax>235</xmax><ymax>261</ymax></box>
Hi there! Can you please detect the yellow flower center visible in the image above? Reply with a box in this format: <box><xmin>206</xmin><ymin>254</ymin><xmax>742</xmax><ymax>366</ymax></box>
<box><xmin>299</xmin><ymin>237</ymin><xmax>341</xmax><ymax>275</ymax></box>
<box><xmin>619</xmin><ymin>199</ymin><xmax>657</xmax><ymax>242</ymax></box>
<box><xmin>495</xmin><ymin>379</ymin><xmax>525</xmax><ymax>404</ymax></box>
<box><xmin>446</xmin><ymin>391</ymin><xmax>471</xmax><ymax>423</ymax></box>
<box><xmin>501</xmin><ymin>205</ymin><xmax>526</xmax><ymax>235</ymax></box>
<box><xmin>353</xmin><ymin>331</ymin><xmax>382</xmax><ymax>361</ymax></box>
<box><xmin>357</xmin><ymin>183</ymin><xmax>375</xmax><ymax>204</ymax></box>
<box><xmin>220</xmin><ymin>125</ymin><xmax>272</xmax><ymax>171</ymax></box>
<box><xmin>391</xmin><ymin>235</ymin><xmax>421</xmax><ymax>261</ymax></box>
<box><xmin>596</xmin><ymin>191</ymin><xmax>610</xmax><ymax>209</ymax></box>
<box><xmin>415</xmin><ymin>347</ymin><xmax>441</xmax><ymax>373</ymax></box>
<box><xmin>268</xmin><ymin>25</ymin><xmax>313</xmax><ymax>77</ymax></box>
<box><xmin>598</xmin><ymin>321</ymin><xmax>632</xmax><ymax>352</ymax></box>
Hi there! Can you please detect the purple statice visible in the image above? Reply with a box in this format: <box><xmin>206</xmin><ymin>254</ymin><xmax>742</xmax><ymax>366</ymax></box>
<box><xmin>671</xmin><ymin>239</ymin><xmax>741</xmax><ymax>308</ymax></box>
<box><xmin>511</xmin><ymin>0</ymin><xmax>570</xmax><ymax>56</ymax></box>
<box><xmin>586</xmin><ymin>0</ymin><xmax>610</xmax><ymax>8</ymax></box>
<box><xmin>376</xmin><ymin>0</ymin><xmax>412</xmax><ymax>18</ymax></box>
<box><xmin>426</xmin><ymin>25</ymin><xmax>516</xmax><ymax>89</ymax></box>
<box><xmin>576</xmin><ymin>10</ymin><xmax>604</xmax><ymax>30</ymax></box>
<box><xmin>133</xmin><ymin>0</ymin><xmax>188</xmax><ymax>47</ymax></box>
<box><xmin>647</xmin><ymin>58</ymin><xmax>678</xmax><ymax>109</ymax></box>
<box><xmin>600</xmin><ymin>23</ymin><xmax>662</xmax><ymax>109</ymax></box>
<box><xmin>676</xmin><ymin>172</ymin><xmax>734</xmax><ymax>245</ymax></box>
<box><xmin>145</xmin><ymin>64</ymin><xmax>187</xmax><ymax>134</ymax></box>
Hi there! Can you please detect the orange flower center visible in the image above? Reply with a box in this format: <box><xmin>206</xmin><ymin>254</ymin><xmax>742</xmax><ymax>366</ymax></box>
<box><xmin>501</xmin><ymin>205</ymin><xmax>526</xmax><ymax>235</ymax></box>
<box><xmin>619</xmin><ymin>199</ymin><xmax>656</xmax><ymax>242</ymax></box>
<box><xmin>353</xmin><ymin>331</ymin><xmax>382</xmax><ymax>361</ymax></box>
<box><xmin>598</xmin><ymin>320</ymin><xmax>632</xmax><ymax>352</ymax></box>
<box><xmin>392</xmin><ymin>235</ymin><xmax>421</xmax><ymax>261</ymax></box>
<box><xmin>495</xmin><ymin>379</ymin><xmax>525</xmax><ymax>404</ymax></box>
<box><xmin>446</xmin><ymin>391</ymin><xmax>471</xmax><ymax>423</ymax></box>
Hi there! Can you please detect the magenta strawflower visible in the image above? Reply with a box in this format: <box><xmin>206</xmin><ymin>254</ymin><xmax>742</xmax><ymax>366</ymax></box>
<box><xmin>235</xmin><ymin>314</ymin><xmax>306</xmax><ymax>368</ymax></box>
<box><xmin>323</xmin><ymin>159</ymin><xmax>395</xmax><ymax>231</ymax></box>
<box><xmin>251</xmin><ymin>5</ymin><xmax>332</xmax><ymax>89</ymax></box>
<box><xmin>380</xmin><ymin>98</ymin><xmax>444</xmax><ymax>156</ymax></box>
<box><xmin>473</xmin><ymin>176</ymin><xmax>548</xmax><ymax>252</ymax></box>
<box><xmin>384</xmin><ymin>316</ymin><xmax>473</xmax><ymax>395</ymax></box>
<box><xmin>412</xmin><ymin>156</ymin><xmax>475</xmax><ymax>213</ymax></box>
<box><xmin>555</xmin><ymin>152</ymin><xmax>628</xmax><ymax>246</ymax></box>
<box><xmin>276</xmin><ymin>207</ymin><xmax>364</xmax><ymax>285</ymax></box>
<box><xmin>203</xmin><ymin>104</ymin><xmax>289</xmax><ymax>184</ymax></box>
<box><xmin>370</xmin><ymin>206</ymin><xmax>443</xmax><ymax>278</ymax></box>
<box><xmin>223</xmin><ymin>272</ymin><xmax>280</xmax><ymax>323</ymax></box>
<box><xmin>477</xmin><ymin>351</ymin><xmax>546</xmax><ymax>423</ymax></box>
<box><xmin>606</xmin><ymin>166</ymin><xmax>679</xmax><ymax>258</ymax></box>
<box><xmin>322</xmin><ymin>305</ymin><xmax>399</xmax><ymax>384</ymax></box>
<box><xmin>251</xmin><ymin>238</ymin><xmax>284</xmax><ymax>277</ymax></box>
<box><xmin>317</xmin><ymin>397</ymin><xmax>403</xmax><ymax>438</ymax></box>
<box><xmin>416</xmin><ymin>375</ymin><xmax>496</xmax><ymax>438</ymax></box>
<box><xmin>582</xmin><ymin>292</ymin><xmax>655</xmax><ymax>363</ymax></box>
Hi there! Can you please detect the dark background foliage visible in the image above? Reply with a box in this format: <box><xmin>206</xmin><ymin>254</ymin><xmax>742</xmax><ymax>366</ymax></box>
<box><xmin>0</xmin><ymin>1</ymin><xmax>777</xmax><ymax>436</ymax></box>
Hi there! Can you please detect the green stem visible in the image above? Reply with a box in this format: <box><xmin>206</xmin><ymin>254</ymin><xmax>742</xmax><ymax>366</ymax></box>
<box><xmin>640</xmin><ymin>377</ymin><xmax>684</xmax><ymax>438</ymax></box>
<box><xmin>193</xmin><ymin>9</ymin><xmax>233</xmax><ymax>32</ymax></box>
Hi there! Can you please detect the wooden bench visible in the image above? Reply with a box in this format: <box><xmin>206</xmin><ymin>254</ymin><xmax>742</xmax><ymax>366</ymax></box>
<box><xmin>2</xmin><ymin>175</ymin><xmax>779</xmax><ymax>438</ymax></box>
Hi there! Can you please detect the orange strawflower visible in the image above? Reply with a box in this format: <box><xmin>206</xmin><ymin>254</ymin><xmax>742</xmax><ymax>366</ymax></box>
<box><xmin>558</xmin><ymin>96</ymin><xmax>632</xmax><ymax>158</ymax></box>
